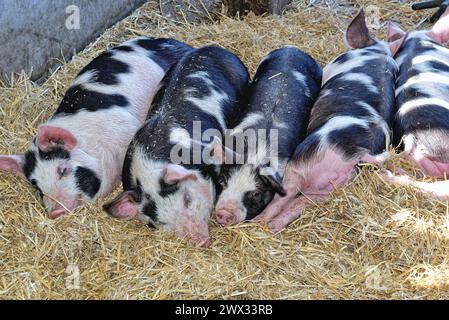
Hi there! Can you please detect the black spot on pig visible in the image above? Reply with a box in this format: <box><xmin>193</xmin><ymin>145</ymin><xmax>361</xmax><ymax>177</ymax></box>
<box><xmin>331</xmin><ymin>53</ymin><xmax>352</xmax><ymax>65</ymax></box>
<box><xmin>426</xmin><ymin>60</ymin><xmax>449</xmax><ymax>73</ymax></box>
<box><xmin>121</xmin><ymin>145</ymin><xmax>135</xmax><ymax>191</ymax></box>
<box><xmin>137</xmin><ymin>38</ymin><xmax>193</xmax><ymax>72</ymax></box>
<box><xmin>114</xmin><ymin>45</ymin><xmax>134</xmax><ymax>52</ymax></box>
<box><xmin>308</xmin><ymin>96</ymin><xmax>374</xmax><ymax>133</ymax></box>
<box><xmin>30</xmin><ymin>179</ymin><xmax>43</xmax><ymax>199</ymax></box>
<box><xmin>362</xmin><ymin>46</ymin><xmax>386</xmax><ymax>55</ymax></box>
<box><xmin>395</xmin><ymin>87</ymin><xmax>432</xmax><ymax>107</ymax></box>
<box><xmin>56</xmin><ymin>85</ymin><xmax>128</xmax><ymax>115</ymax></box>
<box><xmin>328</xmin><ymin>125</ymin><xmax>373</xmax><ymax>159</ymax></box>
<box><xmin>38</xmin><ymin>148</ymin><xmax>70</xmax><ymax>161</ymax></box>
<box><xmin>159</xmin><ymin>178</ymin><xmax>179</xmax><ymax>197</ymax></box>
<box><xmin>75</xmin><ymin>166</ymin><xmax>101</xmax><ymax>198</ymax></box>
<box><xmin>23</xmin><ymin>151</ymin><xmax>37</xmax><ymax>179</ymax></box>
<box><xmin>77</xmin><ymin>51</ymin><xmax>130</xmax><ymax>85</ymax></box>
<box><xmin>398</xmin><ymin>105</ymin><xmax>449</xmax><ymax>133</ymax></box>
<box><xmin>292</xmin><ymin>133</ymin><xmax>321</xmax><ymax>163</ymax></box>
<box><xmin>142</xmin><ymin>196</ymin><xmax>158</xmax><ymax>225</ymax></box>
<box><xmin>242</xmin><ymin>184</ymin><xmax>276</xmax><ymax>220</ymax></box>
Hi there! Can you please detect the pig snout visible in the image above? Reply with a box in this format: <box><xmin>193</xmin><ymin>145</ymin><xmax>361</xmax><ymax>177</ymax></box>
<box><xmin>47</xmin><ymin>198</ymin><xmax>79</xmax><ymax>219</ymax></box>
<box><xmin>176</xmin><ymin>215</ymin><xmax>211</xmax><ymax>248</ymax></box>
<box><xmin>48</xmin><ymin>208</ymin><xmax>67</xmax><ymax>219</ymax></box>
<box><xmin>215</xmin><ymin>208</ymin><xmax>237</xmax><ymax>226</ymax></box>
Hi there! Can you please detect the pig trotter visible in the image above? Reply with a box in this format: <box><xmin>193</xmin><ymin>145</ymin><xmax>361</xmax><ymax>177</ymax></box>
<box><xmin>379</xmin><ymin>169</ymin><xmax>449</xmax><ymax>200</ymax></box>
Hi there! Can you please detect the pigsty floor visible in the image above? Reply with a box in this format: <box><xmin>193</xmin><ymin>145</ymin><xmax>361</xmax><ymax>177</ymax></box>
<box><xmin>1</xmin><ymin>0</ymin><xmax>448</xmax><ymax>299</ymax></box>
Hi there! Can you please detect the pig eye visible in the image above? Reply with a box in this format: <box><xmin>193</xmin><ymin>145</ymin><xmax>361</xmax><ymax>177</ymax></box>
<box><xmin>57</xmin><ymin>164</ymin><xmax>72</xmax><ymax>178</ymax></box>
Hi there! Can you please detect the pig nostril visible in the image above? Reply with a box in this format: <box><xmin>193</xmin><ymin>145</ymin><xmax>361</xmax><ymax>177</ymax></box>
<box><xmin>216</xmin><ymin>210</ymin><xmax>235</xmax><ymax>226</ymax></box>
<box><xmin>216</xmin><ymin>212</ymin><xmax>226</xmax><ymax>223</ymax></box>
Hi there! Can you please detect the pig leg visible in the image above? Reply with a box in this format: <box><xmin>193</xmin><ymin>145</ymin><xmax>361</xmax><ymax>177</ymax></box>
<box><xmin>267</xmin><ymin>192</ymin><xmax>328</xmax><ymax>232</ymax></box>
<box><xmin>255</xmin><ymin>192</ymin><xmax>295</xmax><ymax>222</ymax></box>
<box><xmin>262</xmin><ymin>171</ymin><xmax>352</xmax><ymax>231</ymax></box>
<box><xmin>379</xmin><ymin>169</ymin><xmax>449</xmax><ymax>200</ymax></box>
<box><xmin>414</xmin><ymin>157</ymin><xmax>449</xmax><ymax>179</ymax></box>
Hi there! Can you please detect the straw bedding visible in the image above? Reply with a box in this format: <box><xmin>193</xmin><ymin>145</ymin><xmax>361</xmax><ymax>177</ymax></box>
<box><xmin>1</xmin><ymin>0</ymin><xmax>449</xmax><ymax>299</ymax></box>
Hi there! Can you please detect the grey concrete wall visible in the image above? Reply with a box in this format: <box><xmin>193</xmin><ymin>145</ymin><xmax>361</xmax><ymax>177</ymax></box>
<box><xmin>0</xmin><ymin>0</ymin><xmax>147</xmax><ymax>81</ymax></box>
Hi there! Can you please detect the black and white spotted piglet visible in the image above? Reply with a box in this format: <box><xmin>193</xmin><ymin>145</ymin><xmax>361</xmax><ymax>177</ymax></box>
<box><xmin>257</xmin><ymin>10</ymin><xmax>399</xmax><ymax>231</ymax></box>
<box><xmin>0</xmin><ymin>37</ymin><xmax>192</xmax><ymax>219</ymax></box>
<box><xmin>386</xmin><ymin>9</ymin><xmax>449</xmax><ymax>178</ymax></box>
<box><xmin>214</xmin><ymin>46</ymin><xmax>322</xmax><ymax>226</ymax></box>
<box><xmin>380</xmin><ymin>9</ymin><xmax>449</xmax><ymax>199</ymax></box>
<box><xmin>103</xmin><ymin>46</ymin><xmax>250</xmax><ymax>247</ymax></box>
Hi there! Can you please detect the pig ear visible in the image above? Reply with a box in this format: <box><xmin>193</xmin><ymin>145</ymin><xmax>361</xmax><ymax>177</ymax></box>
<box><xmin>387</xmin><ymin>22</ymin><xmax>407</xmax><ymax>56</ymax></box>
<box><xmin>345</xmin><ymin>9</ymin><xmax>376</xmax><ymax>49</ymax></box>
<box><xmin>163</xmin><ymin>164</ymin><xmax>197</xmax><ymax>184</ymax></box>
<box><xmin>0</xmin><ymin>155</ymin><xmax>26</xmax><ymax>178</ymax></box>
<box><xmin>258</xmin><ymin>167</ymin><xmax>286</xmax><ymax>196</ymax></box>
<box><xmin>103</xmin><ymin>190</ymin><xmax>139</xmax><ymax>219</ymax></box>
<box><xmin>428</xmin><ymin>7</ymin><xmax>449</xmax><ymax>44</ymax></box>
<box><xmin>36</xmin><ymin>125</ymin><xmax>77</xmax><ymax>151</ymax></box>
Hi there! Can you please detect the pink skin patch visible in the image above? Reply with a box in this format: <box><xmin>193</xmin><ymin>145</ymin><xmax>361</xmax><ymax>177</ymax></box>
<box><xmin>175</xmin><ymin>214</ymin><xmax>210</xmax><ymax>248</ymax></box>
<box><xmin>428</xmin><ymin>7</ymin><xmax>449</xmax><ymax>44</ymax></box>
<box><xmin>257</xmin><ymin>149</ymin><xmax>388</xmax><ymax>232</ymax></box>
<box><xmin>215</xmin><ymin>202</ymin><xmax>238</xmax><ymax>226</ymax></box>
<box><xmin>415</xmin><ymin>157</ymin><xmax>449</xmax><ymax>179</ymax></box>
<box><xmin>401</xmin><ymin>147</ymin><xmax>449</xmax><ymax>179</ymax></box>
<box><xmin>37</xmin><ymin>125</ymin><xmax>77</xmax><ymax>152</ymax></box>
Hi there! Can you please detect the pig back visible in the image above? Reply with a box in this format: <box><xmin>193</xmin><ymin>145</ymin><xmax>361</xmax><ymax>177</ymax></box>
<box><xmin>394</xmin><ymin>36</ymin><xmax>449</xmax><ymax>146</ymax></box>
<box><xmin>240</xmin><ymin>47</ymin><xmax>322</xmax><ymax>160</ymax></box>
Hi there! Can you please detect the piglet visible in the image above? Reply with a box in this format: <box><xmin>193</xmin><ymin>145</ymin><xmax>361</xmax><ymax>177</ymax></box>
<box><xmin>0</xmin><ymin>37</ymin><xmax>192</xmax><ymax>219</ymax></box>
<box><xmin>102</xmin><ymin>46</ymin><xmax>250</xmax><ymax>247</ymax></box>
<box><xmin>257</xmin><ymin>10</ymin><xmax>399</xmax><ymax>231</ymax></box>
<box><xmin>379</xmin><ymin>8</ymin><xmax>449</xmax><ymax>199</ymax></box>
<box><xmin>214</xmin><ymin>46</ymin><xmax>322</xmax><ymax>226</ymax></box>
<box><xmin>386</xmin><ymin>9</ymin><xmax>449</xmax><ymax>178</ymax></box>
